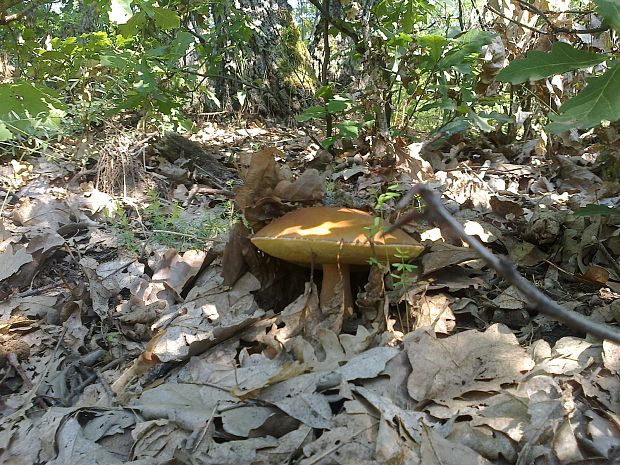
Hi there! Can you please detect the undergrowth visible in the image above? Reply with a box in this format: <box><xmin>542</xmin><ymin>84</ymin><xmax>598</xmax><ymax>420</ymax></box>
<box><xmin>109</xmin><ymin>189</ymin><xmax>236</xmax><ymax>253</ymax></box>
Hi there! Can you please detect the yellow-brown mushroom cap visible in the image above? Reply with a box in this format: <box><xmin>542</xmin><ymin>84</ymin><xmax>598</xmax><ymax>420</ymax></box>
<box><xmin>251</xmin><ymin>206</ymin><xmax>424</xmax><ymax>265</ymax></box>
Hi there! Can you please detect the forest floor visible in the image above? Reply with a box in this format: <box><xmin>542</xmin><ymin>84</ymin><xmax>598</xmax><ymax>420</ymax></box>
<box><xmin>0</xmin><ymin>119</ymin><xmax>619</xmax><ymax>465</ymax></box>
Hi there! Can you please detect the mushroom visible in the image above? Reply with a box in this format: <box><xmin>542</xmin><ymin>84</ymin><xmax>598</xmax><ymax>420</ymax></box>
<box><xmin>251</xmin><ymin>206</ymin><xmax>424</xmax><ymax>310</ymax></box>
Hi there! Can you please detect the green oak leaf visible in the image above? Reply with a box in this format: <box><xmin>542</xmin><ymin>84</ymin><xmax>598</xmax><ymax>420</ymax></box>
<box><xmin>546</xmin><ymin>60</ymin><xmax>620</xmax><ymax>133</ymax></box>
<box><xmin>497</xmin><ymin>42</ymin><xmax>606</xmax><ymax>84</ymax></box>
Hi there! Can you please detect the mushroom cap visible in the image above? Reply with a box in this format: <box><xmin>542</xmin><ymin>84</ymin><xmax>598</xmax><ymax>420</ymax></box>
<box><xmin>251</xmin><ymin>206</ymin><xmax>424</xmax><ymax>266</ymax></box>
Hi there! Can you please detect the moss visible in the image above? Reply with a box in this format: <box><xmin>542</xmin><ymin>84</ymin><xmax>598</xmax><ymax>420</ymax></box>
<box><xmin>275</xmin><ymin>11</ymin><xmax>316</xmax><ymax>91</ymax></box>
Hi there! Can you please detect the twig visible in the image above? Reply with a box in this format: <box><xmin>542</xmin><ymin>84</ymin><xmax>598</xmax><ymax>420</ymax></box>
<box><xmin>486</xmin><ymin>4</ymin><xmax>609</xmax><ymax>35</ymax></box>
<box><xmin>598</xmin><ymin>242</ymin><xmax>620</xmax><ymax>278</ymax></box>
<box><xmin>191</xmin><ymin>401</ymin><xmax>220</xmax><ymax>453</ymax></box>
<box><xmin>6</xmin><ymin>353</ymin><xmax>33</xmax><ymax>389</ymax></box>
<box><xmin>307</xmin><ymin>421</ymin><xmax>378</xmax><ymax>464</ymax></box>
<box><xmin>388</xmin><ymin>184</ymin><xmax>620</xmax><ymax>344</ymax></box>
<box><xmin>513</xmin><ymin>0</ymin><xmax>609</xmax><ymax>34</ymax></box>
<box><xmin>67</xmin><ymin>355</ymin><xmax>124</xmax><ymax>405</ymax></box>
<box><xmin>11</xmin><ymin>281</ymin><xmax>64</xmax><ymax>298</ymax></box>
<box><xmin>0</xmin><ymin>327</ymin><xmax>68</xmax><ymax>425</ymax></box>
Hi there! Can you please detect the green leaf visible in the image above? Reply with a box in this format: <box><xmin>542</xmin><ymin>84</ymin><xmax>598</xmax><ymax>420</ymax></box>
<box><xmin>108</xmin><ymin>93</ymin><xmax>144</xmax><ymax>114</ymax></box>
<box><xmin>336</xmin><ymin>121</ymin><xmax>360</xmax><ymax>138</ymax></box>
<box><xmin>0</xmin><ymin>82</ymin><xmax>66</xmax><ymax>137</ymax></box>
<box><xmin>169</xmin><ymin>32</ymin><xmax>195</xmax><ymax>60</ymax></box>
<box><xmin>497</xmin><ymin>42</ymin><xmax>607</xmax><ymax>84</ymax></box>
<box><xmin>417</xmin><ymin>35</ymin><xmax>448</xmax><ymax>63</ymax></box>
<box><xmin>438</xmin><ymin>30</ymin><xmax>493</xmax><ymax>69</ymax></box>
<box><xmin>108</xmin><ymin>0</ymin><xmax>133</xmax><ymax>24</ymax></box>
<box><xmin>482</xmin><ymin>111</ymin><xmax>513</xmax><ymax>123</ymax></box>
<box><xmin>468</xmin><ymin>111</ymin><xmax>494</xmax><ymax>132</ymax></box>
<box><xmin>574</xmin><ymin>204</ymin><xmax>620</xmax><ymax>216</ymax></box>
<box><xmin>327</xmin><ymin>96</ymin><xmax>351</xmax><ymax>113</ymax></box>
<box><xmin>316</xmin><ymin>85</ymin><xmax>334</xmax><ymax>100</ymax></box>
<box><xmin>321</xmin><ymin>136</ymin><xmax>338</xmax><ymax>149</ymax></box>
<box><xmin>0</xmin><ymin>122</ymin><xmax>12</xmax><ymax>141</ymax></box>
<box><xmin>439</xmin><ymin>117</ymin><xmax>471</xmax><ymax>135</ymax></box>
<box><xmin>546</xmin><ymin>60</ymin><xmax>620</xmax><ymax>133</ymax></box>
<box><xmin>594</xmin><ymin>0</ymin><xmax>620</xmax><ymax>34</ymax></box>
<box><xmin>151</xmin><ymin>7</ymin><xmax>180</xmax><ymax>29</ymax></box>
<box><xmin>387</xmin><ymin>33</ymin><xmax>414</xmax><ymax>47</ymax></box>
<box><xmin>118</xmin><ymin>11</ymin><xmax>146</xmax><ymax>36</ymax></box>
<box><xmin>296</xmin><ymin>106</ymin><xmax>326</xmax><ymax>121</ymax></box>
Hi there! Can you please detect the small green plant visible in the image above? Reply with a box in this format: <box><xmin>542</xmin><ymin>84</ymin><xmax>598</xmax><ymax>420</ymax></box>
<box><xmin>142</xmin><ymin>189</ymin><xmax>236</xmax><ymax>250</ymax></box>
<box><xmin>365</xmin><ymin>192</ymin><xmax>420</xmax><ymax>333</ymax></box>
<box><xmin>105</xmin><ymin>331</ymin><xmax>121</xmax><ymax>345</ymax></box>
<box><xmin>107</xmin><ymin>189</ymin><xmax>237</xmax><ymax>253</ymax></box>
<box><xmin>390</xmin><ymin>248</ymin><xmax>417</xmax><ymax>290</ymax></box>
<box><xmin>108</xmin><ymin>203</ymin><xmax>139</xmax><ymax>253</ymax></box>
<box><xmin>391</xmin><ymin>248</ymin><xmax>418</xmax><ymax>333</ymax></box>
<box><xmin>374</xmin><ymin>183</ymin><xmax>405</xmax><ymax>213</ymax></box>
<box><xmin>297</xmin><ymin>85</ymin><xmax>362</xmax><ymax>149</ymax></box>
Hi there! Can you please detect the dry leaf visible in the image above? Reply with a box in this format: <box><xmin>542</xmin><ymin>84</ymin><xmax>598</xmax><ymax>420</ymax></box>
<box><xmin>406</xmin><ymin>324</ymin><xmax>534</xmax><ymax>403</ymax></box>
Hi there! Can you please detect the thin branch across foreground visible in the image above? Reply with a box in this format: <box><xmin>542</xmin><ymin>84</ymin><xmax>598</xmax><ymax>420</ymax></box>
<box><xmin>388</xmin><ymin>184</ymin><xmax>620</xmax><ymax>345</ymax></box>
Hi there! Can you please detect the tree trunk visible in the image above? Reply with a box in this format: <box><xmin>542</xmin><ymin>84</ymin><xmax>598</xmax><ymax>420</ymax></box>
<box><xmin>211</xmin><ymin>0</ymin><xmax>316</xmax><ymax>117</ymax></box>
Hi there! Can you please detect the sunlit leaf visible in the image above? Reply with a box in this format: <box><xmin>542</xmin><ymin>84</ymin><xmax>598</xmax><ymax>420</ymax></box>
<box><xmin>336</xmin><ymin>121</ymin><xmax>360</xmax><ymax>138</ymax></box>
<box><xmin>316</xmin><ymin>85</ymin><xmax>334</xmax><ymax>100</ymax></box>
<box><xmin>417</xmin><ymin>35</ymin><xmax>448</xmax><ymax>62</ymax></box>
<box><xmin>0</xmin><ymin>82</ymin><xmax>66</xmax><ymax>137</ymax></box>
<box><xmin>0</xmin><ymin>122</ymin><xmax>12</xmax><ymax>141</ymax></box>
<box><xmin>108</xmin><ymin>0</ymin><xmax>132</xmax><ymax>24</ymax></box>
<box><xmin>118</xmin><ymin>11</ymin><xmax>146</xmax><ymax>36</ymax></box>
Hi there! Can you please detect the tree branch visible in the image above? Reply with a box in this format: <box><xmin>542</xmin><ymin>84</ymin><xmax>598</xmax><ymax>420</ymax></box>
<box><xmin>306</xmin><ymin>0</ymin><xmax>364</xmax><ymax>52</ymax></box>
<box><xmin>514</xmin><ymin>0</ymin><xmax>610</xmax><ymax>34</ymax></box>
<box><xmin>486</xmin><ymin>3</ymin><xmax>610</xmax><ymax>36</ymax></box>
<box><xmin>0</xmin><ymin>0</ymin><xmax>50</xmax><ymax>25</ymax></box>
<box><xmin>388</xmin><ymin>184</ymin><xmax>620</xmax><ymax>344</ymax></box>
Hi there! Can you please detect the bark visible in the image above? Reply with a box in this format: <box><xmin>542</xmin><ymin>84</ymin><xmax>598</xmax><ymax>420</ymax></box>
<box><xmin>211</xmin><ymin>0</ymin><xmax>316</xmax><ymax>117</ymax></box>
<box><xmin>307</xmin><ymin>0</ymin><xmax>359</xmax><ymax>87</ymax></box>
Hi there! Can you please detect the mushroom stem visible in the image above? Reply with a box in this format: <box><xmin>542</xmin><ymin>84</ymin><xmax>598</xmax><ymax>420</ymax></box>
<box><xmin>320</xmin><ymin>264</ymin><xmax>353</xmax><ymax>313</ymax></box>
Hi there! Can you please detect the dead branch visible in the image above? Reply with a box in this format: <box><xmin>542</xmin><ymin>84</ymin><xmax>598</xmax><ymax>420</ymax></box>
<box><xmin>389</xmin><ymin>184</ymin><xmax>620</xmax><ymax>344</ymax></box>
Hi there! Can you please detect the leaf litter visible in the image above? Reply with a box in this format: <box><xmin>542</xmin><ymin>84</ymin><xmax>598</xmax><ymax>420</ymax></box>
<box><xmin>1</xmin><ymin>121</ymin><xmax>620</xmax><ymax>464</ymax></box>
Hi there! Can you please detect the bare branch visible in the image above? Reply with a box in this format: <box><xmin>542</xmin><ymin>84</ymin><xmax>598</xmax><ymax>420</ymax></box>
<box><xmin>388</xmin><ymin>184</ymin><xmax>620</xmax><ymax>344</ymax></box>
